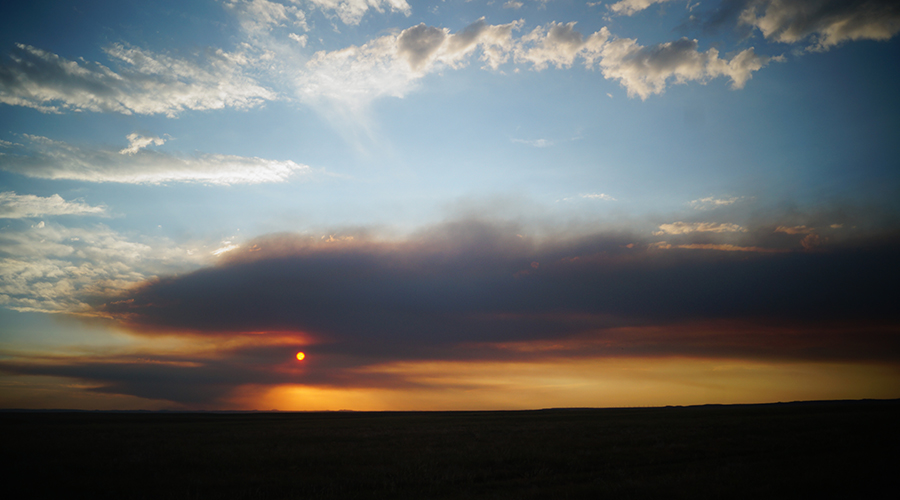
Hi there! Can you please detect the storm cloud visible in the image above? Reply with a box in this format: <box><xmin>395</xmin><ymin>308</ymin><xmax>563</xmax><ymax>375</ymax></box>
<box><xmin>97</xmin><ymin>220</ymin><xmax>899</xmax><ymax>357</ymax></box>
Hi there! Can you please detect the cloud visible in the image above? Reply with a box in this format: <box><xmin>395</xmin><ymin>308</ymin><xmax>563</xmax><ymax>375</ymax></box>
<box><xmin>776</xmin><ymin>225</ymin><xmax>815</xmax><ymax>234</ymax></box>
<box><xmin>119</xmin><ymin>133</ymin><xmax>166</xmax><ymax>155</ymax></box>
<box><xmin>690</xmin><ymin>196</ymin><xmax>745</xmax><ymax>209</ymax></box>
<box><xmin>307</xmin><ymin>0</ymin><xmax>412</xmax><ymax>26</ymax></box>
<box><xmin>608</xmin><ymin>0</ymin><xmax>674</xmax><ymax>16</ymax></box>
<box><xmin>512</xmin><ymin>138</ymin><xmax>554</xmax><ymax>147</ymax></box>
<box><xmin>654</xmin><ymin>221</ymin><xmax>747</xmax><ymax>235</ymax></box>
<box><xmin>581</xmin><ymin>193</ymin><xmax>617</xmax><ymax>201</ymax></box>
<box><xmin>650</xmin><ymin>241</ymin><xmax>789</xmax><ymax>252</ymax></box>
<box><xmin>0</xmin><ymin>220</ymin><xmax>204</xmax><ymax>314</ymax></box>
<box><xmin>297</xmin><ymin>18</ymin><xmax>779</xmax><ymax>107</ymax></box>
<box><xmin>298</xmin><ymin>18</ymin><xmax>521</xmax><ymax>106</ymax></box>
<box><xmin>504</xmin><ymin>1</ymin><xmax>525</xmax><ymax>9</ymax></box>
<box><xmin>0</xmin><ymin>134</ymin><xmax>309</xmax><ymax>185</ymax></box>
<box><xmin>3</xmin><ymin>218</ymin><xmax>897</xmax><ymax>405</ymax></box>
<box><xmin>0</xmin><ymin>192</ymin><xmax>106</xmax><ymax>219</ymax></box>
<box><xmin>598</xmin><ymin>35</ymin><xmax>772</xmax><ymax>99</ymax></box>
<box><xmin>0</xmin><ymin>43</ymin><xmax>274</xmax><ymax>116</ymax></box>
<box><xmin>94</xmin><ymin>219</ymin><xmax>898</xmax><ymax>344</ymax></box>
<box><xmin>739</xmin><ymin>0</ymin><xmax>900</xmax><ymax>50</ymax></box>
<box><xmin>516</xmin><ymin>22</ymin><xmax>608</xmax><ymax>70</ymax></box>
<box><xmin>224</xmin><ymin>0</ymin><xmax>308</xmax><ymax>34</ymax></box>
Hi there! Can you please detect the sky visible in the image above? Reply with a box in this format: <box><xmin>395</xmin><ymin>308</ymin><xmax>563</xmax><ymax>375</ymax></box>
<box><xmin>1</xmin><ymin>0</ymin><xmax>898</xmax><ymax>411</ymax></box>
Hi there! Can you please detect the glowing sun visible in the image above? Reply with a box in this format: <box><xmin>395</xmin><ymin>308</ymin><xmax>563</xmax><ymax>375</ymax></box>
<box><xmin>296</xmin><ymin>352</ymin><xmax>306</xmax><ymax>361</ymax></box>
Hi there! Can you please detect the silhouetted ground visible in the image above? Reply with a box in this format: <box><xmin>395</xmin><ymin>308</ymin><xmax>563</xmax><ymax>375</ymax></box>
<box><xmin>3</xmin><ymin>399</ymin><xmax>898</xmax><ymax>499</ymax></box>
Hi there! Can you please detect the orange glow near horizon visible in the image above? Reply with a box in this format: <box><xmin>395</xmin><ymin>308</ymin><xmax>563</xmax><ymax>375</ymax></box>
<box><xmin>238</xmin><ymin>357</ymin><xmax>900</xmax><ymax>412</ymax></box>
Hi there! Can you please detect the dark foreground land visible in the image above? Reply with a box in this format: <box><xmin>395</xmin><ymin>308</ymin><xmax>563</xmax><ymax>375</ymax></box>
<box><xmin>4</xmin><ymin>400</ymin><xmax>898</xmax><ymax>499</ymax></box>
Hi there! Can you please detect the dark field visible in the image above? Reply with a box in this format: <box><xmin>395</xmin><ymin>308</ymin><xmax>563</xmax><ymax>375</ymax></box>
<box><xmin>4</xmin><ymin>400</ymin><xmax>898</xmax><ymax>499</ymax></box>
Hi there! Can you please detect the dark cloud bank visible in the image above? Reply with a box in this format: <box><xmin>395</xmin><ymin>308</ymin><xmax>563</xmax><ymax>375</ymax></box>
<box><xmin>4</xmin><ymin>219</ymin><xmax>898</xmax><ymax>405</ymax></box>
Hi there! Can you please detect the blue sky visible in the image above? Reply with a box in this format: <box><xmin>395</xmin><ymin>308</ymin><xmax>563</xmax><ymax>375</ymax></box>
<box><xmin>1</xmin><ymin>0</ymin><xmax>899</xmax><ymax>410</ymax></box>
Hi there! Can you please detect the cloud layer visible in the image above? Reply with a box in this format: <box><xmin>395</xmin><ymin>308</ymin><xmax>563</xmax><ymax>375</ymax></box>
<box><xmin>2</xmin><ymin>218</ymin><xmax>896</xmax><ymax>405</ymax></box>
<box><xmin>97</xmin><ymin>219</ymin><xmax>898</xmax><ymax>349</ymax></box>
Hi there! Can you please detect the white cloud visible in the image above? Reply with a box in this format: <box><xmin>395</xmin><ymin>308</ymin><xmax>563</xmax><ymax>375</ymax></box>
<box><xmin>0</xmin><ymin>221</ymin><xmax>205</xmax><ymax>314</ymax></box>
<box><xmin>598</xmin><ymin>35</ymin><xmax>772</xmax><ymax>99</ymax></box>
<box><xmin>581</xmin><ymin>193</ymin><xmax>617</xmax><ymax>201</ymax></box>
<box><xmin>0</xmin><ymin>192</ymin><xmax>106</xmax><ymax>219</ymax></box>
<box><xmin>739</xmin><ymin>0</ymin><xmax>900</xmax><ymax>51</ymax></box>
<box><xmin>0</xmin><ymin>134</ymin><xmax>310</xmax><ymax>185</ymax></box>
<box><xmin>307</xmin><ymin>0</ymin><xmax>411</xmax><ymax>26</ymax></box>
<box><xmin>224</xmin><ymin>0</ymin><xmax>308</xmax><ymax>34</ymax></box>
<box><xmin>504</xmin><ymin>1</ymin><xmax>525</xmax><ymax>9</ymax></box>
<box><xmin>654</xmin><ymin>221</ymin><xmax>747</xmax><ymax>235</ymax></box>
<box><xmin>289</xmin><ymin>33</ymin><xmax>309</xmax><ymax>46</ymax></box>
<box><xmin>690</xmin><ymin>196</ymin><xmax>744</xmax><ymax>210</ymax></box>
<box><xmin>608</xmin><ymin>0</ymin><xmax>673</xmax><ymax>16</ymax></box>
<box><xmin>0</xmin><ymin>43</ymin><xmax>275</xmax><ymax>116</ymax></box>
<box><xmin>297</xmin><ymin>18</ymin><xmax>521</xmax><ymax>106</ymax></box>
<box><xmin>516</xmin><ymin>22</ymin><xmax>608</xmax><ymax>70</ymax></box>
<box><xmin>512</xmin><ymin>138</ymin><xmax>554</xmax><ymax>147</ymax></box>
<box><xmin>119</xmin><ymin>133</ymin><xmax>166</xmax><ymax>155</ymax></box>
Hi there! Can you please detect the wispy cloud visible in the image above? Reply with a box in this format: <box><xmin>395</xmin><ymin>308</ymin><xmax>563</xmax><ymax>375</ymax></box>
<box><xmin>0</xmin><ymin>43</ymin><xmax>274</xmax><ymax>116</ymax></box>
<box><xmin>0</xmin><ymin>134</ymin><xmax>310</xmax><ymax>185</ymax></box>
<box><xmin>581</xmin><ymin>193</ymin><xmax>617</xmax><ymax>201</ymax></box>
<box><xmin>775</xmin><ymin>225</ymin><xmax>815</xmax><ymax>235</ymax></box>
<box><xmin>0</xmin><ymin>192</ymin><xmax>106</xmax><ymax>219</ymax></box>
<box><xmin>0</xmin><ymin>220</ymin><xmax>204</xmax><ymax>314</ymax></box>
<box><xmin>654</xmin><ymin>221</ymin><xmax>746</xmax><ymax>235</ymax></box>
<box><xmin>690</xmin><ymin>196</ymin><xmax>744</xmax><ymax>210</ymax></box>
<box><xmin>119</xmin><ymin>133</ymin><xmax>166</xmax><ymax>155</ymax></box>
<box><xmin>650</xmin><ymin>241</ymin><xmax>788</xmax><ymax>252</ymax></box>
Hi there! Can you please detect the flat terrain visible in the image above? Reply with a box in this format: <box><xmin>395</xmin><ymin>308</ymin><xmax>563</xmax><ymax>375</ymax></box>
<box><xmin>3</xmin><ymin>400</ymin><xmax>898</xmax><ymax>499</ymax></box>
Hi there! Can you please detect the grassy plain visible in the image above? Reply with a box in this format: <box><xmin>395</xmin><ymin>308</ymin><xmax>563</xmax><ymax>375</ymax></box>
<box><xmin>3</xmin><ymin>399</ymin><xmax>897</xmax><ymax>499</ymax></box>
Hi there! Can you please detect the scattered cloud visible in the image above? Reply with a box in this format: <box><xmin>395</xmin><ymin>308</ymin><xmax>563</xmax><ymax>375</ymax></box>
<box><xmin>0</xmin><ymin>134</ymin><xmax>310</xmax><ymax>185</ymax></box>
<box><xmin>654</xmin><ymin>221</ymin><xmax>747</xmax><ymax>235</ymax></box>
<box><xmin>0</xmin><ymin>43</ymin><xmax>274</xmax><ymax>116</ymax></box>
<box><xmin>504</xmin><ymin>1</ymin><xmax>525</xmax><ymax>9</ymax></box>
<box><xmin>0</xmin><ymin>192</ymin><xmax>106</xmax><ymax>219</ymax></box>
<box><xmin>739</xmin><ymin>0</ymin><xmax>900</xmax><ymax>51</ymax></box>
<box><xmin>307</xmin><ymin>0</ymin><xmax>412</xmax><ymax>26</ymax></box>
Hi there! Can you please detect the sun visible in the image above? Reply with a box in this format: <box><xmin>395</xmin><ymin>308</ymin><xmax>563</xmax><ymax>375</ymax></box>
<box><xmin>296</xmin><ymin>352</ymin><xmax>306</xmax><ymax>361</ymax></box>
